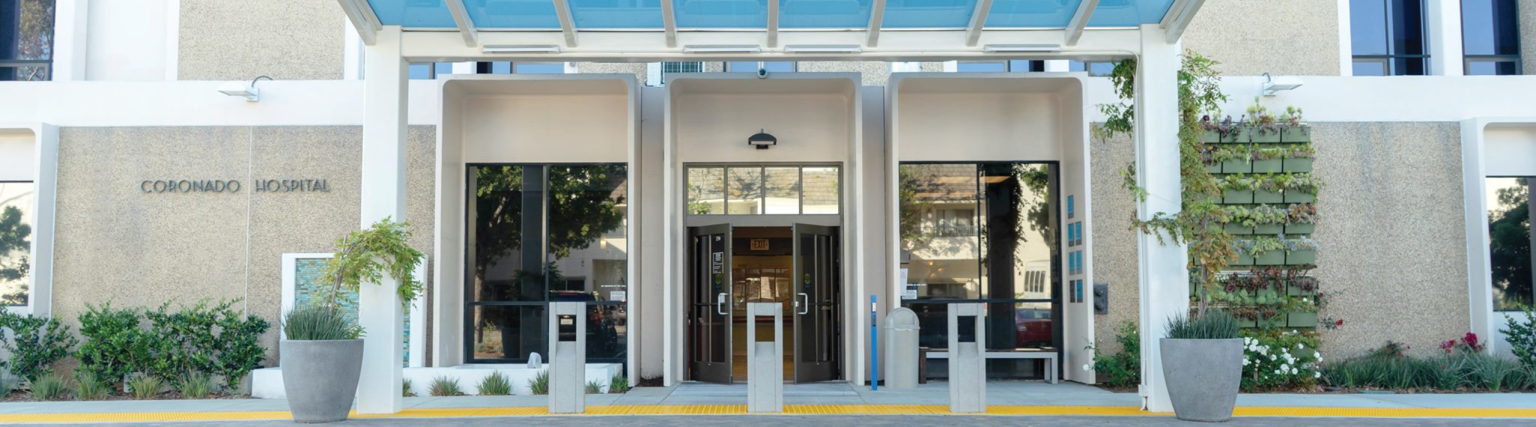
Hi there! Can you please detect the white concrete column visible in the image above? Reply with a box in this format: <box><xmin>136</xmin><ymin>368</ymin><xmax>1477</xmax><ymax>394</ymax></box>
<box><xmin>1427</xmin><ymin>0</ymin><xmax>1465</xmax><ymax>76</ymax></box>
<box><xmin>357</xmin><ymin>25</ymin><xmax>408</xmax><ymax>415</ymax></box>
<box><xmin>50</xmin><ymin>0</ymin><xmax>88</xmax><ymax>81</ymax></box>
<box><xmin>1134</xmin><ymin>24</ymin><xmax>1190</xmax><ymax>413</ymax></box>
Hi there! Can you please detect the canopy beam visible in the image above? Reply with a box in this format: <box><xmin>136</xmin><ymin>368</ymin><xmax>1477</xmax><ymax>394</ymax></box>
<box><xmin>553</xmin><ymin>0</ymin><xmax>580</xmax><ymax>47</ymax></box>
<box><xmin>866</xmin><ymin>0</ymin><xmax>887</xmax><ymax>47</ymax></box>
<box><xmin>964</xmin><ymin>0</ymin><xmax>996</xmax><ymax>47</ymax></box>
<box><xmin>1160</xmin><ymin>0</ymin><xmax>1205</xmax><ymax>42</ymax></box>
<box><xmin>768</xmin><ymin>0</ymin><xmax>780</xmax><ymax>47</ymax></box>
<box><xmin>336</xmin><ymin>0</ymin><xmax>381</xmax><ymax>45</ymax></box>
<box><xmin>444</xmin><ymin>0</ymin><xmax>478</xmax><ymax>47</ymax></box>
<box><xmin>662</xmin><ymin>0</ymin><xmax>678</xmax><ymax>47</ymax></box>
<box><xmin>1065</xmin><ymin>0</ymin><xmax>1100</xmax><ymax>46</ymax></box>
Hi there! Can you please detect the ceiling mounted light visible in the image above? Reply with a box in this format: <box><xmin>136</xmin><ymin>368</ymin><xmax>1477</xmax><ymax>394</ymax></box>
<box><xmin>218</xmin><ymin>75</ymin><xmax>271</xmax><ymax>102</ymax></box>
<box><xmin>1261</xmin><ymin>73</ymin><xmax>1303</xmax><ymax>96</ymax></box>
<box><xmin>982</xmin><ymin>44</ymin><xmax>1063</xmax><ymax>53</ymax></box>
<box><xmin>683</xmin><ymin>44</ymin><xmax>763</xmax><ymax>54</ymax></box>
<box><xmin>747</xmin><ymin>130</ymin><xmax>777</xmax><ymax>150</ymax></box>
<box><xmin>483</xmin><ymin>45</ymin><xmax>562</xmax><ymax>54</ymax></box>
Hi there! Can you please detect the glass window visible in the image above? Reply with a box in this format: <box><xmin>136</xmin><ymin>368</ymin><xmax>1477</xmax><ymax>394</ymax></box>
<box><xmin>900</xmin><ymin>163</ymin><xmax>1059</xmax><ymax>379</ymax></box>
<box><xmin>802</xmin><ymin>166</ymin><xmax>840</xmax><ymax>214</ymax></box>
<box><xmin>763</xmin><ymin>167</ymin><xmax>801</xmax><ymax>214</ymax></box>
<box><xmin>687</xmin><ymin>167</ymin><xmax>726</xmax><ymax>215</ymax></box>
<box><xmin>515</xmin><ymin>62</ymin><xmax>566</xmax><ymax>74</ymax></box>
<box><xmin>956</xmin><ymin>61</ymin><xmax>1008</xmax><ymax>73</ymax></box>
<box><xmin>1462</xmin><ymin>0</ymin><xmax>1522</xmax><ymax>75</ymax></box>
<box><xmin>1351</xmin><ymin>0</ymin><xmax>1428</xmax><ymax>75</ymax></box>
<box><xmin>728</xmin><ymin>61</ymin><xmax>795</xmax><ymax>73</ymax></box>
<box><xmin>1488</xmin><ymin>177</ymin><xmax>1532</xmax><ymax>311</ymax></box>
<box><xmin>727</xmin><ymin>167</ymin><xmax>764</xmax><ymax>215</ymax></box>
<box><xmin>0</xmin><ymin>182</ymin><xmax>34</xmax><ymax>307</ymax></box>
<box><xmin>1068</xmin><ymin>60</ymin><xmax>1116</xmax><ymax>76</ymax></box>
<box><xmin>466</xmin><ymin>164</ymin><xmax>629</xmax><ymax>363</ymax></box>
<box><xmin>1</xmin><ymin>0</ymin><xmax>54</xmax><ymax>81</ymax></box>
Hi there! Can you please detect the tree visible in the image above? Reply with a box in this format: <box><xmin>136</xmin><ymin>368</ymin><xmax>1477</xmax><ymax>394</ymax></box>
<box><xmin>1490</xmin><ymin>179</ymin><xmax>1532</xmax><ymax>308</ymax></box>
<box><xmin>0</xmin><ymin>206</ymin><xmax>31</xmax><ymax>306</ymax></box>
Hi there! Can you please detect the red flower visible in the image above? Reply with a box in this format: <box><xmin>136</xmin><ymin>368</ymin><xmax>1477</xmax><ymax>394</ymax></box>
<box><xmin>1335</xmin><ymin>319</ymin><xmax>1344</xmax><ymax>327</ymax></box>
<box><xmin>1462</xmin><ymin>332</ymin><xmax>1483</xmax><ymax>351</ymax></box>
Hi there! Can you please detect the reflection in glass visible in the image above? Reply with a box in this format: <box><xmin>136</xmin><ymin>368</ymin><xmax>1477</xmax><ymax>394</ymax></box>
<box><xmin>473</xmin><ymin>305</ymin><xmax>546</xmax><ymax>361</ymax></box>
<box><xmin>727</xmin><ymin>167</ymin><xmax>763</xmax><ymax>215</ymax></box>
<box><xmin>1488</xmin><ymin>177</ymin><xmax>1533</xmax><ymax>311</ymax></box>
<box><xmin>764</xmin><ymin>167</ymin><xmax>801</xmax><ymax>214</ymax></box>
<box><xmin>0</xmin><ymin>182</ymin><xmax>33</xmax><ymax>306</ymax></box>
<box><xmin>900</xmin><ymin>164</ymin><xmax>981</xmax><ymax>299</ymax></box>
<box><xmin>803</xmin><ymin>167</ymin><xmax>840</xmax><ymax>214</ymax></box>
<box><xmin>586</xmin><ymin>304</ymin><xmax>627</xmax><ymax>360</ymax></box>
<box><xmin>688</xmin><ymin>167</ymin><xmax>725</xmax><ymax>214</ymax></box>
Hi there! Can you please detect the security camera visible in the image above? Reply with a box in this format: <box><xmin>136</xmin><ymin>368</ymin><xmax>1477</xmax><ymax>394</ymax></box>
<box><xmin>757</xmin><ymin>67</ymin><xmax>769</xmax><ymax>79</ymax></box>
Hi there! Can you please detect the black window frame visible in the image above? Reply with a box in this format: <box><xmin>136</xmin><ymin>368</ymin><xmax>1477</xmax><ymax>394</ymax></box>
<box><xmin>1461</xmin><ymin>0</ymin><xmax>1523</xmax><ymax>75</ymax></box>
<box><xmin>1351</xmin><ymin>0</ymin><xmax>1431</xmax><ymax>76</ymax></box>
<box><xmin>463</xmin><ymin>162</ymin><xmax>630</xmax><ymax>365</ymax></box>
<box><xmin>1</xmin><ymin>0</ymin><xmax>55</xmax><ymax>81</ymax></box>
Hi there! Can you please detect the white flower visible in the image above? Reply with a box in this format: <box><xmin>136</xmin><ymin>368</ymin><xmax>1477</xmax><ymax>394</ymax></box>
<box><xmin>1270</xmin><ymin>354</ymin><xmax>1277</xmax><ymax>361</ymax></box>
<box><xmin>1273</xmin><ymin>369</ymin><xmax>1282</xmax><ymax>375</ymax></box>
<box><xmin>1259</xmin><ymin>347</ymin><xmax>1268</xmax><ymax>356</ymax></box>
<box><xmin>1298</xmin><ymin>343</ymin><xmax>1306</xmax><ymax>350</ymax></box>
<box><xmin>1279</xmin><ymin>364</ymin><xmax>1290</xmax><ymax>372</ymax></box>
<box><xmin>1243</xmin><ymin>359</ymin><xmax>1250</xmax><ymax>366</ymax></box>
<box><xmin>1083</xmin><ymin>363</ymin><xmax>1091</xmax><ymax>372</ymax></box>
<box><xmin>1314</xmin><ymin>351</ymin><xmax>1321</xmax><ymax>359</ymax></box>
<box><xmin>1292</xmin><ymin>368</ymin><xmax>1299</xmax><ymax>375</ymax></box>
<box><xmin>1315</xmin><ymin>372</ymin><xmax>1322</xmax><ymax>379</ymax></box>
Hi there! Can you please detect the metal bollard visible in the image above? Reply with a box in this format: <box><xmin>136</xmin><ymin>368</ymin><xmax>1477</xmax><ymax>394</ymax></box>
<box><xmin>885</xmin><ymin>307</ymin><xmax>920</xmax><ymax>389</ymax></box>
<box><xmin>746</xmin><ymin>302</ymin><xmax>783</xmax><ymax>413</ymax></box>
<box><xmin>548</xmin><ymin>302</ymin><xmax>585</xmax><ymax>414</ymax></box>
<box><xmin>948</xmin><ymin>303</ymin><xmax>985</xmax><ymax>413</ymax></box>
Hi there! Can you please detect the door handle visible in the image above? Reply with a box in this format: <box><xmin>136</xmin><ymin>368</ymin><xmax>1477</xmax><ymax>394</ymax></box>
<box><xmin>798</xmin><ymin>293</ymin><xmax>810</xmax><ymax>315</ymax></box>
<box><xmin>716</xmin><ymin>293</ymin><xmax>728</xmax><ymax>316</ymax></box>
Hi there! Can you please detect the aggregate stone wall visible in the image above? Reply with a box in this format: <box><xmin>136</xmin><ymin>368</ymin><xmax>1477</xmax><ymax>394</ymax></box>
<box><xmin>52</xmin><ymin>126</ymin><xmax>436</xmax><ymax>366</ymax></box>
<box><xmin>1521</xmin><ymin>0</ymin><xmax>1536</xmax><ymax>75</ymax></box>
<box><xmin>178</xmin><ymin>0</ymin><xmax>346</xmax><ymax>80</ymax></box>
<box><xmin>1089</xmin><ymin>122</ymin><xmax>1471</xmax><ymax>360</ymax></box>
<box><xmin>1181</xmin><ymin>0</ymin><xmax>1342</xmax><ymax>76</ymax></box>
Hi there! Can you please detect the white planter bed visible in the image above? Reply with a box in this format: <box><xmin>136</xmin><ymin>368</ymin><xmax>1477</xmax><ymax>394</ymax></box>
<box><xmin>251</xmin><ymin>363</ymin><xmax>621</xmax><ymax>399</ymax></box>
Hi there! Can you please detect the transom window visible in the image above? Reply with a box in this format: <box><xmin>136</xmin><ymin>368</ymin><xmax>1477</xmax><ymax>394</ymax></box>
<box><xmin>1350</xmin><ymin>0</ymin><xmax>1429</xmax><ymax>76</ymax></box>
<box><xmin>686</xmin><ymin>165</ymin><xmax>840</xmax><ymax>216</ymax></box>
<box><xmin>1462</xmin><ymin>0</ymin><xmax>1522</xmax><ymax>75</ymax></box>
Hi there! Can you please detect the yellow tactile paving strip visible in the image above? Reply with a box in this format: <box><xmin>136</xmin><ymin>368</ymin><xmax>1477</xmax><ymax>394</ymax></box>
<box><xmin>2</xmin><ymin>405</ymin><xmax>1534</xmax><ymax>423</ymax></box>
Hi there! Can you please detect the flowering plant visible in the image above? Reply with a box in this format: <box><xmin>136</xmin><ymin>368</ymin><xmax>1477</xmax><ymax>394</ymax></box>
<box><xmin>1440</xmin><ymin>332</ymin><xmax>1485</xmax><ymax>355</ymax></box>
<box><xmin>1241</xmin><ymin>330</ymin><xmax>1322</xmax><ymax>391</ymax></box>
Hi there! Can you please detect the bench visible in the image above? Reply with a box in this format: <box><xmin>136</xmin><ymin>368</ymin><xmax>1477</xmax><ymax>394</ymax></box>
<box><xmin>925</xmin><ymin>349</ymin><xmax>1060</xmax><ymax>384</ymax></box>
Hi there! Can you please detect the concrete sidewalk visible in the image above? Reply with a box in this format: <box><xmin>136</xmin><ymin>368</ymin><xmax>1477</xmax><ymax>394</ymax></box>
<box><xmin>1</xmin><ymin>381</ymin><xmax>1534</xmax><ymax>423</ymax></box>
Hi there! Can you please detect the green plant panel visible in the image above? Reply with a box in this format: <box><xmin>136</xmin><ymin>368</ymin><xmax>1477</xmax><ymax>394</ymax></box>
<box><xmin>1249</xmin><ymin>129</ymin><xmax>1282</xmax><ymax>143</ymax></box>
<box><xmin>1224</xmin><ymin>190</ymin><xmax>1254</xmax><ymax>204</ymax></box>
<box><xmin>1222</xmin><ymin>159</ymin><xmax>1251</xmax><ymax>174</ymax></box>
<box><xmin>1287</xmin><ymin>250</ymin><xmax>1316</xmax><ymax>265</ymax></box>
<box><xmin>1256</xmin><ymin>251</ymin><xmax>1286</xmax><ymax>265</ymax></box>
<box><xmin>1234</xmin><ymin>253</ymin><xmax>1255</xmax><ymax>266</ymax></box>
<box><xmin>1281</xmin><ymin>127</ymin><xmax>1311</xmax><ymax>143</ymax></box>
<box><xmin>1285</xmin><ymin>223</ymin><xmax>1315</xmax><ymax>234</ymax></box>
<box><xmin>1253</xmin><ymin>159</ymin><xmax>1283</xmax><ymax>174</ymax></box>
<box><xmin>1201</xmin><ymin>130</ymin><xmax>1223</xmax><ymax>143</ymax></box>
<box><xmin>1254</xmin><ymin>224</ymin><xmax>1284</xmax><ymax>235</ymax></box>
<box><xmin>1206</xmin><ymin>162</ymin><xmax>1223</xmax><ymax>174</ymax></box>
<box><xmin>1287</xmin><ymin>311</ymin><xmax>1318</xmax><ymax>328</ymax></box>
<box><xmin>1255</xmin><ymin>190</ymin><xmax>1284</xmax><ymax>204</ymax></box>
<box><xmin>1283</xmin><ymin>158</ymin><xmax>1313</xmax><ymax>173</ymax></box>
<box><xmin>1284</xmin><ymin>192</ymin><xmax>1315</xmax><ymax>203</ymax></box>
<box><xmin>1225</xmin><ymin>223</ymin><xmax>1254</xmax><ymax>235</ymax></box>
<box><xmin>1238</xmin><ymin>317</ymin><xmax>1258</xmax><ymax>328</ymax></box>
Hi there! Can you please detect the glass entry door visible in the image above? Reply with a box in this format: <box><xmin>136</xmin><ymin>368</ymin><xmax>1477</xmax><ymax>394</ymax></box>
<box><xmin>689</xmin><ymin>224</ymin><xmax>733</xmax><ymax>384</ymax></box>
<box><xmin>793</xmin><ymin>224</ymin><xmax>840</xmax><ymax>383</ymax></box>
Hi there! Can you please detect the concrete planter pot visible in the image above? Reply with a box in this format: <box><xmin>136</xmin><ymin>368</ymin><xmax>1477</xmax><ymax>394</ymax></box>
<box><xmin>1283</xmin><ymin>158</ymin><xmax>1313</xmax><ymax>173</ymax></box>
<box><xmin>282</xmin><ymin>339</ymin><xmax>364</xmax><ymax>423</ymax></box>
<box><xmin>1161</xmin><ymin>338</ymin><xmax>1242</xmax><ymax>422</ymax></box>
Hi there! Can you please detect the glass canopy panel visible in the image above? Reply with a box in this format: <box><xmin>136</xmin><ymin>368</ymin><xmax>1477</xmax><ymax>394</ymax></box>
<box><xmin>1085</xmin><ymin>0</ymin><xmax>1175</xmax><ymax>26</ymax></box>
<box><xmin>367</xmin><ymin>0</ymin><xmax>458</xmax><ymax>28</ymax></box>
<box><xmin>881</xmin><ymin>0</ymin><xmax>978</xmax><ymax>29</ymax></box>
<box><xmin>985</xmin><ymin>0</ymin><xmax>1082</xmax><ymax>28</ymax></box>
<box><xmin>569</xmin><ymin>0</ymin><xmax>666</xmax><ymax>29</ymax></box>
<box><xmin>466</xmin><ymin>0</ymin><xmax>562</xmax><ymax>29</ymax></box>
<box><xmin>780</xmin><ymin>0</ymin><xmax>874</xmax><ymax>29</ymax></box>
<box><xmin>675</xmin><ymin>0</ymin><xmax>769</xmax><ymax>29</ymax></box>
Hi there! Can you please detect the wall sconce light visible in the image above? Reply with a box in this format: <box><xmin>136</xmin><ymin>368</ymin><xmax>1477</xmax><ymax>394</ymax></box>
<box><xmin>219</xmin><ymin>76</ymin><xmax>272</xmax><ymax>102</ymax></box>
<box><xmin>748</xmin><ymin>130</ymin><xmax>777</xmax><ymax>150</ymax></box>
<box><xmin>1261</xmin><ymin>73</ymin><xmax>1303</xmax><ymax>96</ymax></box>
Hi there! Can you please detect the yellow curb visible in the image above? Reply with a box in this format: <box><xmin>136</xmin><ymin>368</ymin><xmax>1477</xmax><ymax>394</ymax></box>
<box><xmin>2</xmin><ymin>405</ymin><xmax>1534</xmax><ymax>423</ymax></box>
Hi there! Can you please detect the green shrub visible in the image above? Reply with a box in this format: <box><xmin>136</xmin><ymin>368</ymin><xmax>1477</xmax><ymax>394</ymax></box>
<box><xmin>126</xmin><ymin>373</ymin><xmax>163</xmax><ymax>400</ymax></box>
<box><xmin>1503</xmin><ymin>304</ymin><xmax>1536</xmax><ymax>371</ymax></box>
<box><xmin>1430</xmin><ymin>354</ymin><xmax>1469</xmax><ymax>391</ymax></box>
<box><xmin>178</xmin><ymin>372</ymin><xmax>212</xmax><ymax>399</ymax></box>
<box><xmin>429</xmin><ymin>376</ymin><xmax>463</xmax><ymax>396</ymax></box>
<box><xmin>402</xmin><ymin>378</ymin><xmax>414</xmax><ymax>397</ymax></box>
<box><xmin>282</xmin><ymin>305</ymin><xmax>362</xmax><ymax>341</ymax></box>
<box><xmin>529</xmin><ymin>370</ymin><xmax>549</xmax><ymax>395</ymax></box>
<box><xmin>1240</xmin><ymin>330</ymin><xmax>1322</xmax><ymax>392</ymax></box>
<box><xmin>0</xmin><ymin>372</ymin><xmax>18</xmax><ymax>396</ymax></box>
<box><xmin>1166</xmin><ymin>310</ymin><xmax>1240</xmax><ymax>340</ymax></box>
<box><xmin>0</xmin><ymin>311</ymin><xmax>77</xmax><ymax>382</ymax></box>
<box><xmin>29</xmin><ymin>374</ymin><xmax>69</xmax><ymax>400</ymax></box>
<box><xmin>477</xmin><ymin>371</ymin><xmax>512</xmax><ymax>396</ymax></box>
<box><xmin>142</xmin><ymin>299</ymin><xmax>270</xmax><ymax>391</ymax></box>
<box><xmin>585</xmin><ymin>380</ymin><xmax>603</xmax><ymax>394</ymax></box>
<box><xmin>1087</xmin><ymin>321</ymin><xmax>1139</xmax><ymax>388</ymax></box>
<box><xmin>73</xmin><ymin>371</ymin><xmax>110</xmax><ymax>400</ymax></box>
<box><xmin>76</xmin><ymin>303</ymin><xmax>150</xmax><ymax>386</ymax></box>
<box><xmin>1468</xmin><ymin>354</ymin><xmax>1519</xmax><ymax>392</ymax></box>
<box><xmin>607</xmin><ymin>374</ymin><xmax>630</xmax><ymax>394</ymax></box>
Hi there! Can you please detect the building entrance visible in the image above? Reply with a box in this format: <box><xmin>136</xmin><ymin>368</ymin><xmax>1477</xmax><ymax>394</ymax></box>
<box><xmin>688</xmin><ymin>224</ymin><xmax>841</xmax><ymax>384</ymax></box>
